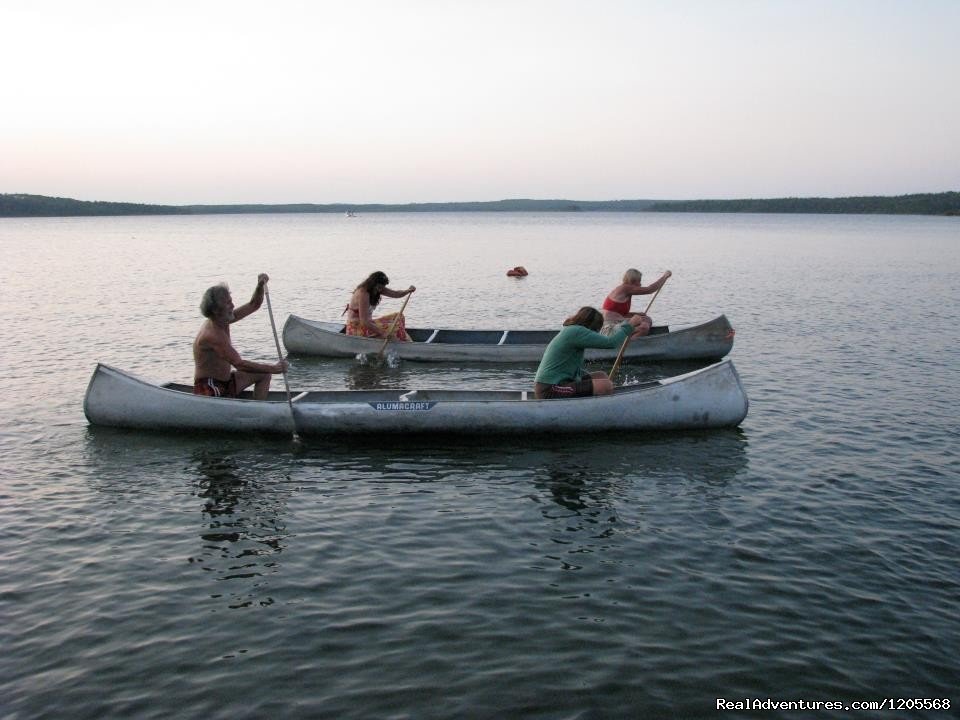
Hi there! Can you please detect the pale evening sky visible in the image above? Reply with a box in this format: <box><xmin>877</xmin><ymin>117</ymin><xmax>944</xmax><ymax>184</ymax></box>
<box><xmin>2</xmin><ymin>0</ymin><xmax>958</xmax><ymax>205</ymax></box>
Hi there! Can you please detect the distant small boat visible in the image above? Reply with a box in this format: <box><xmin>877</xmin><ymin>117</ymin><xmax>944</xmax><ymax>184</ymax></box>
<box><xmin>282</xmin><ymin>314</ymin><xmax>736</xmax><ymax>363</ymax></box>
<box><xmin>83</xmin><ymin>360</ymin><xmax>749</xmax><ymax>435</ymax></box>
<box><xmin>345</xmin><ymin>211</ymin><xmax>357</xmax><ymax>218</ymax></box>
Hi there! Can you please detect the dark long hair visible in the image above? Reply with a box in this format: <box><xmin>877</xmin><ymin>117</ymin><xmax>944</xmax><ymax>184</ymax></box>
<box><xmin>357</xmin><ymin>270</ymin><xmax>389</xmax><ymax>307</ymax></box>
<box><xmin>563</xmin><ymin>306</ymin><xmax>603</xmax><ymax>331</ymax></box>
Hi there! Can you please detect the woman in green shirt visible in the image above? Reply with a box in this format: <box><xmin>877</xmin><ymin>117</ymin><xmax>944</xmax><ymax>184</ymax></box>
<box><xmin>534</xmin><ymin>307</ymin><xmax>647</xmax><ymax>399</ymax></box>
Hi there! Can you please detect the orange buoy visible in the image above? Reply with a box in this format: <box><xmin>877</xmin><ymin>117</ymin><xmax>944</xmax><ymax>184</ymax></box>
<box><xmin>506</xmin><ymin>266</ymin><xmax>528</xmax><ymax>277</ymax></box>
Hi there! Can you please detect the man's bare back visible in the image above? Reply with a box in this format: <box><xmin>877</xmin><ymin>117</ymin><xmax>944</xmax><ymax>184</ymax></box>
<box><xmin>193</xmin><ymin>320</ymin><xmax>236</xmax><ymax>382</ymax></box>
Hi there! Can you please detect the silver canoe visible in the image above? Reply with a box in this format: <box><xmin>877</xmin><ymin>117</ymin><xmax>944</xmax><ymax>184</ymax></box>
<box><xmin>282</xmin><ymin>314</ymin><xmax>735</xmax><ymax>362</ymax></box>
<box><xmin>83</xmin><ymin>360</ymin><xmax>749</xmax><ymax>435</ymax></box>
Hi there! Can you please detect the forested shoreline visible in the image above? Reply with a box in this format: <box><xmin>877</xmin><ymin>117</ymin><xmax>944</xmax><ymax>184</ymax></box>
<box><xmin>647</xmin><ymin>192</ymin><xmax>960</xmax><ymax>215</ymax></box>
<box><xmin>2</xmin><ymin>192</ymin><xmax>957</xmax><ymax>217</ymax></box>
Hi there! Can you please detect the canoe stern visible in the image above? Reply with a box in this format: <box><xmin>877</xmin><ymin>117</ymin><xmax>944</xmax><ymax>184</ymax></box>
<box><xmin>84</xmin><ymin>364</ymin><xmax>295</xmax><ymax>433</ymax></box>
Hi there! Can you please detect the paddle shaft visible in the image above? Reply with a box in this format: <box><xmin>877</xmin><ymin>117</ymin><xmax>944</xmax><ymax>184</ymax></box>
<box><xmin>608</xmin><ymin>278</ymin><xmax>668</xmax><ymax>381</ymax></box>
<box><xmin>642</xmin><ymin>281</ymin><xmax>665</xmax><ymax>315</ymax></box>
<box><xmin>264</xmin><ymin>286</ymin><xmax>299</xmax><ymax>439</ymax></box>
<box><xmin>377</xmin><ymin>291</ymin><xmax>413</xmax><ymax>359</ymax></box>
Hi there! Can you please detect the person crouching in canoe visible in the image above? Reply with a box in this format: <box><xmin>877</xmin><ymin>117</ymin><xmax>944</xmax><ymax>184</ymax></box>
<box><xmin>599</xmin><ymin>268</ymin><xmax>671</xmax><ymax>338</ymax></box>
<box><xmin>344</xmin><ymin>270</ymin><xmax>416</xmax><ymax>341</ymax></box>
<box><xmin>193</xmin><ymin>273</ymin><xmax>288</xmax><ymax>400</ymax></box>
<box><xmin>534</xmin><ymin>307</ymin><xmax>646</xmax><ymax>399</ymax></box>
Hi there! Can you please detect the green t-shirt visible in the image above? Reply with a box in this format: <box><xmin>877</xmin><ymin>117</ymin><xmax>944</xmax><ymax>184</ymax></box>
<box><xmin>534</xmin><ymin>322</ymin><xmax>632</xmax><ymax>385</ymax></box>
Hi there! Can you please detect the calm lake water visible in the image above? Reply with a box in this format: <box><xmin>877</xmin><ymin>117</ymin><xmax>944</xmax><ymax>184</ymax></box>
<box><xmin>1</xmin><ymin>212</ymin><xmax>958</xmax><ymax>719</ymax></box>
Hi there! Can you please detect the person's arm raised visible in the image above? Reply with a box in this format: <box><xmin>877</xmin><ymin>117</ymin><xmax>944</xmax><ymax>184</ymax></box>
<box><xmin>624</xmin><ymin>270</ymin><xmax>671</xmax><ymax>296</ymax></box>
<box><xmin>233</xmin><ymin>273</ymin><xmax>269</xmax><ymax>321</ymax></box>
<box><xmin>650</xmin><ymin>271</ymin><xmax>672</xmax><ymax>292</ymax></box>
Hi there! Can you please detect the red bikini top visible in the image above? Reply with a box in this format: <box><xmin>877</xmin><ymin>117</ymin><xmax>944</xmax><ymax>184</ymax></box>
<box><xmin>602</xmin><ymin>295</ymin><xmax>631</xmax><ymax>315</ymax></box>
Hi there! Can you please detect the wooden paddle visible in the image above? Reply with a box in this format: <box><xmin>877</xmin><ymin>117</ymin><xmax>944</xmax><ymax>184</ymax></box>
<box><xmin>376</xmin><ymin>290</ymin><xmax>414</xmax><ymax>361</ymax></box>
<box><xmin>608</xmin><ymin>277</ymin><xmax>669</xmax><ymax>381</ymax></box>
<box><xmin>264</xmin><ymin>284</ymin><xmax>300</xmax><ymax>442</ymax></box>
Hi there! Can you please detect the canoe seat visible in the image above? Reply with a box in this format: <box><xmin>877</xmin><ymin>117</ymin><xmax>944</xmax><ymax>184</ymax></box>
<box><xmin>431</xmin><ymin>329</ymin><xmax>504</xmax><ymax>345</ymax></box>
<box><xmin>407</xmin><ymin>328</ymin><xmax>435</xmax><ymax>342</ymax></box>
<box><xmin>502</xmin><ymin>330</ymin><xmax>559</xmax><ymax>345</ymax></box>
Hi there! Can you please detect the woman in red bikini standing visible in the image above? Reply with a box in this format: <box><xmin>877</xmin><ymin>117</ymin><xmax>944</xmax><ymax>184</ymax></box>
<box><xmin>599</xmin><ymin>268</ymin><xmax>671</xmax><ymax>338</ymax></box>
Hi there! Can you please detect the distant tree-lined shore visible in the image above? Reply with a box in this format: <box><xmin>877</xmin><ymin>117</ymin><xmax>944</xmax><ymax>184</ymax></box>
<box><xmin>1</xmin><ymin>192</ymin><xmax>957</xmax><ymax>217</ymax></box>
<box><xmin>647</xmin><ymin>192</ymin><xmax>960</xmax><ymax>216</ymax></box>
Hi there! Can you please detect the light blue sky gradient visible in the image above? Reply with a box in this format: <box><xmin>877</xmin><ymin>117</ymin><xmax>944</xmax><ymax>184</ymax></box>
<box><xmin>2</xmin><ymin>0</ymin><xmax>958</xmax><ymax>204</ymax></box>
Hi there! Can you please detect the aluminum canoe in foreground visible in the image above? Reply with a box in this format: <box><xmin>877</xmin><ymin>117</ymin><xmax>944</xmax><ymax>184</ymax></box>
<box><xmin>282</xmin><ymin>314</ymin><xmax>735</xmax><ymax>362</ymax></box>
<box><xmin>83</xmin><ymin>360</ymin><xmax>749</xmax><ymax>436</ymax></box>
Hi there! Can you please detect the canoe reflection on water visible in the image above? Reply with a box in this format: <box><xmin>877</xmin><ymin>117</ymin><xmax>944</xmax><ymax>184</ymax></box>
<box><xmin>531</xmin><ymin>430</ymin><xmax>747</xmax><ymax>505</ymax></box>
<box><xmin>81</xmin><ymin>432</ymin><xmax>299</xmax><ymax>610</ymax></box>
<box><xmin>84</xmin><ymin>424</ymin><xmax>748</xmax><ymax>505</ymax></box>
<box><xmin>83</xmin><ymin>423</ymin><xmax>748</xmax><ymax>495</ymax></box>
<box><xmin>192</xmin><ymin>451</ymin><xmax>292</xmax><ymax>609</ymax></box>
<box><xmin>345</xmin><ymin>360</ymin><xmax>410</xmax><ymax>390</ymax></box>
<box><xmin>521</xmin><ymin>431</ymin><xmax>748</xmax><ymax>571</ymax></box>
<box><xmin>82</xmin><ymin>428</ymin><xmax>747</xmax><ymax>605</ymax></box>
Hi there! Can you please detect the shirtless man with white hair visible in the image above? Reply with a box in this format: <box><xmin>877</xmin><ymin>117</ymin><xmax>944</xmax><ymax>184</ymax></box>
<box><xmin>193</xmin><ymin>273</ymin><xmax>288</xmax><ymax>400</ymax></box>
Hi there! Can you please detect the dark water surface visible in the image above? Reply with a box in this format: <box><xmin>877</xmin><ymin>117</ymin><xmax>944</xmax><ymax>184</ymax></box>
<box><xmin>1</xmin><ymin>213</ymin><xmax>958</xmax><ymax>718</ymax></box>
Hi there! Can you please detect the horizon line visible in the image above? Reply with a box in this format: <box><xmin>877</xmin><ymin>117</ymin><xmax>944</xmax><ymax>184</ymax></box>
<box><xmin>4</xmin><ymin>190</ymin><xmax>960</xmax><ymax>206</ymax></box>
